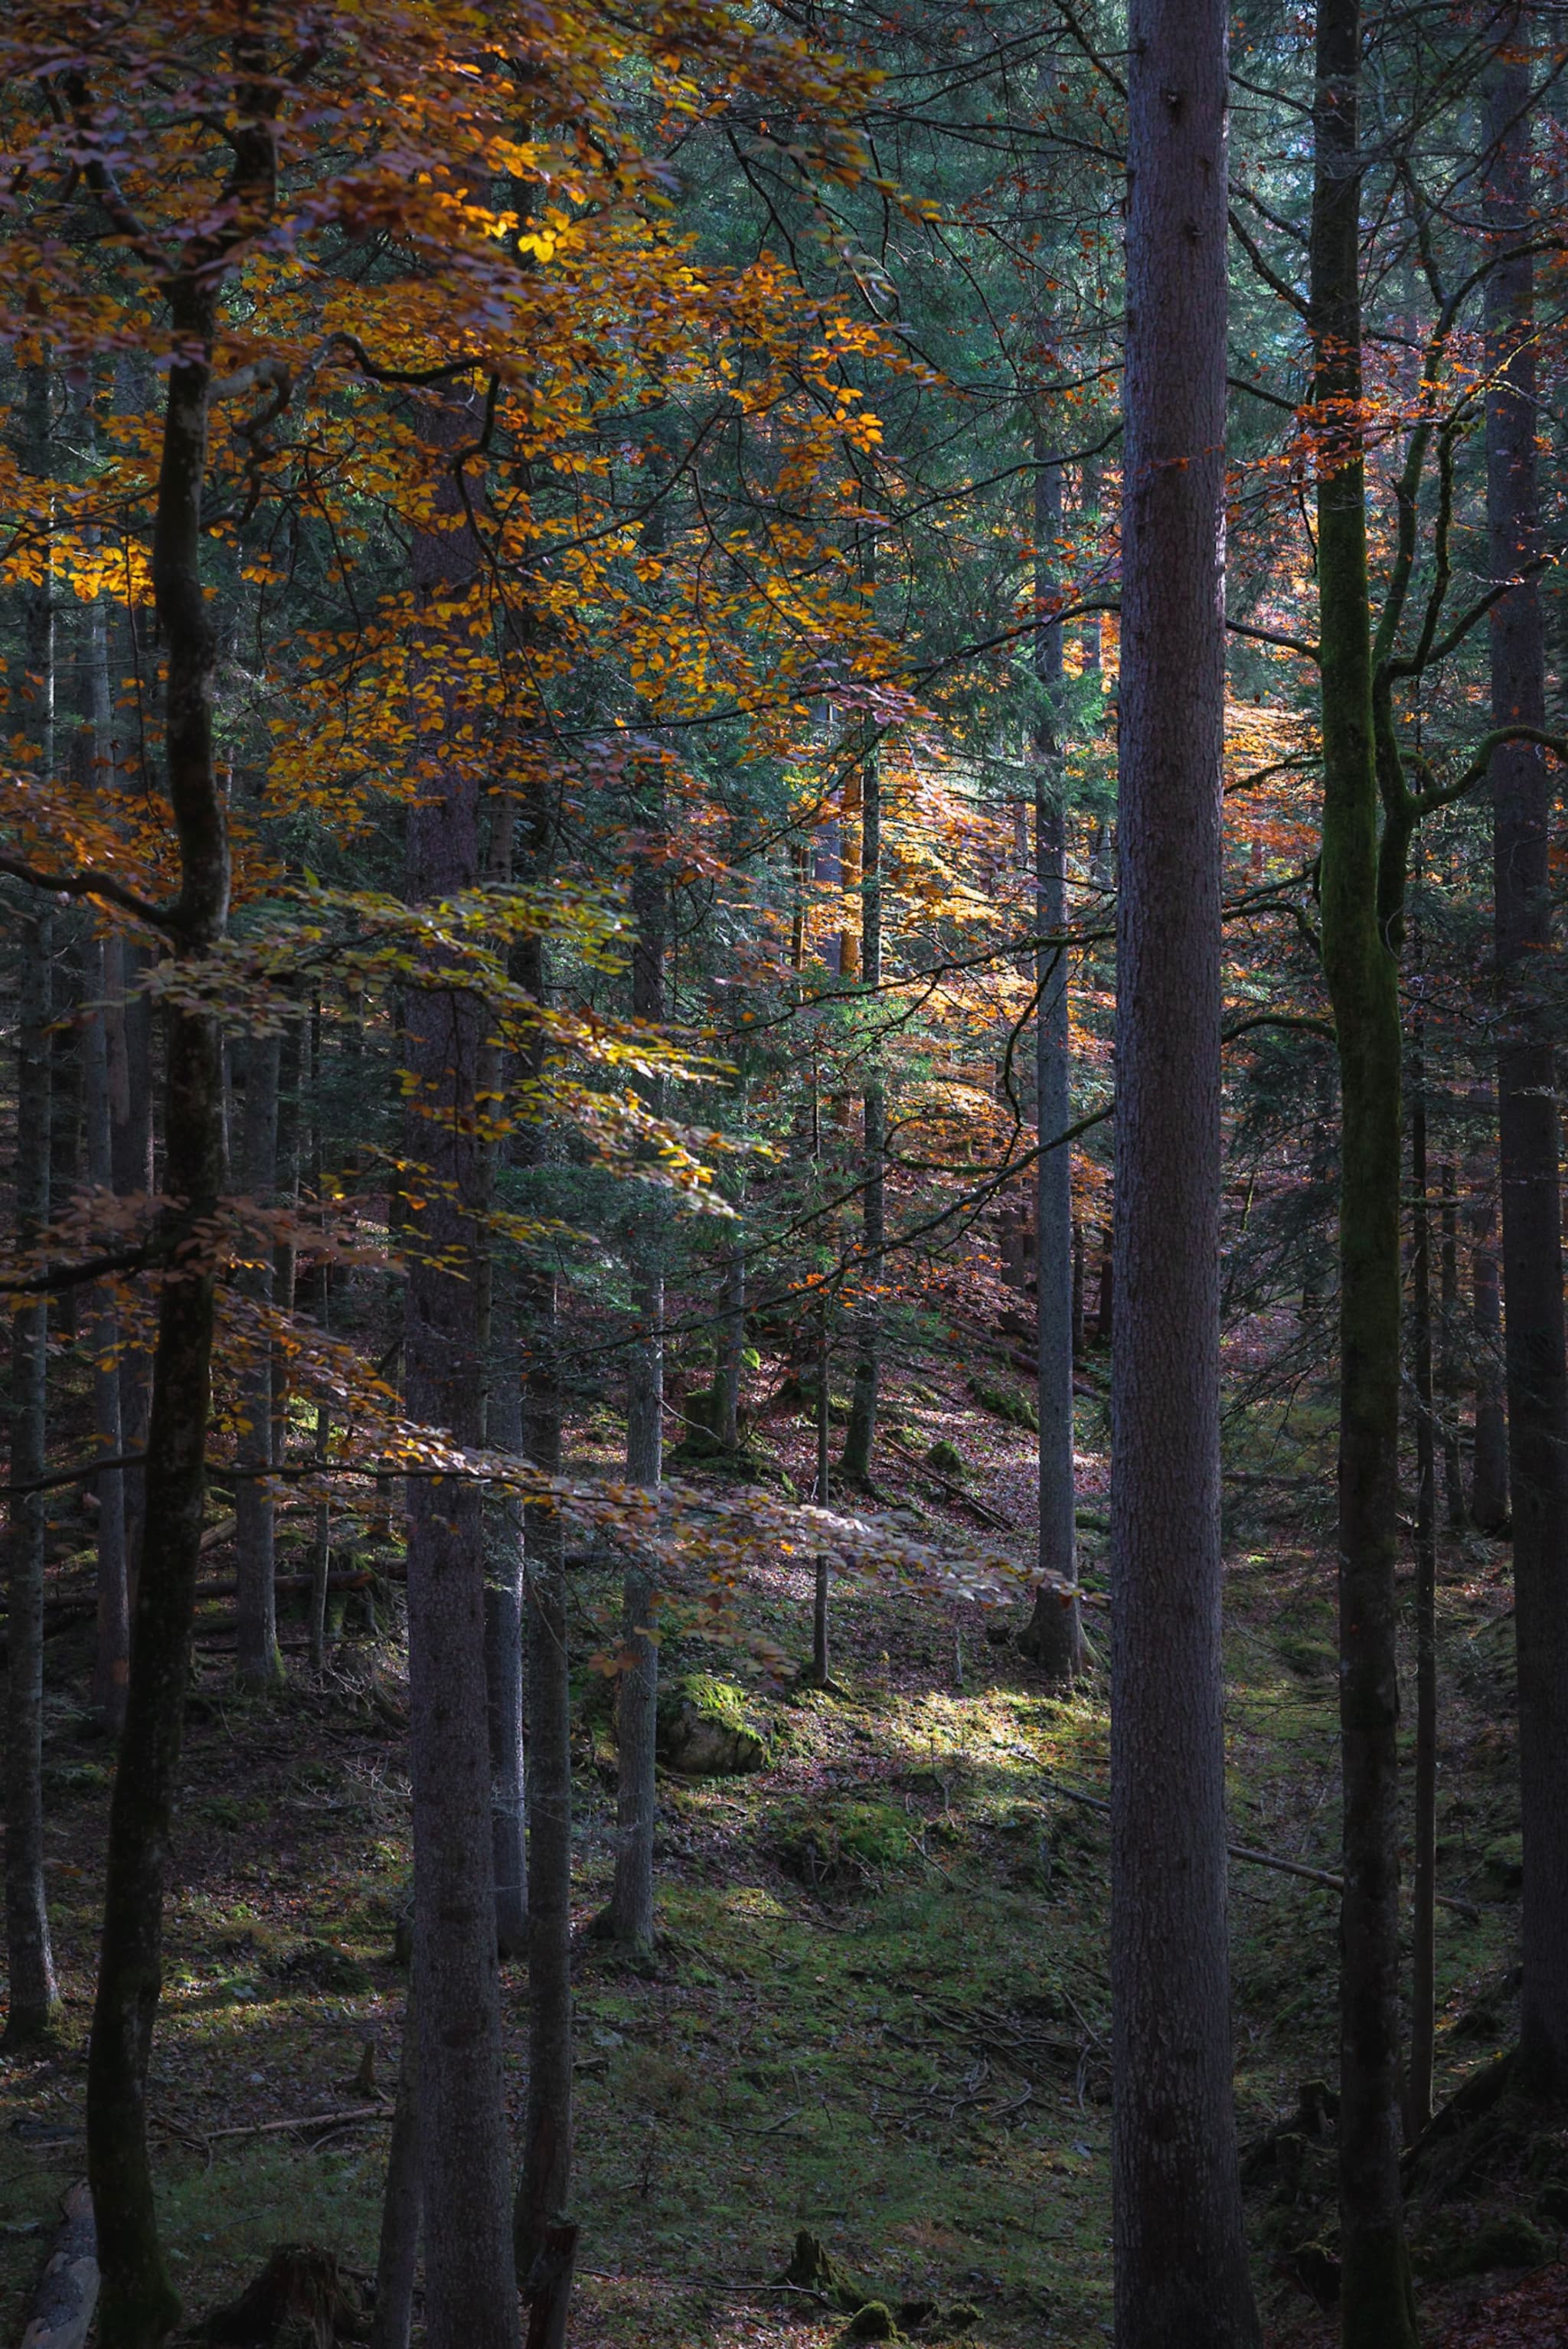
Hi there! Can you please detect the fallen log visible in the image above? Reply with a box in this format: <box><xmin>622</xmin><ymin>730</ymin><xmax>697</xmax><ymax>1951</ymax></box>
<box><xmin>18</xmin><ymin>2179</ymin><xmax>97</xmax><ymax>2349</ymax></box>
<box><xmin>1033</xmin><ymin>1770</ymin><xmax>1483</xmax><ymax>1921</ymax></box>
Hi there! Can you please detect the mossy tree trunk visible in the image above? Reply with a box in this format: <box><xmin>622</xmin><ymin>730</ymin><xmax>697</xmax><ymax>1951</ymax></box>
<box><xmin>1308</xmin><ymin>2</ymin><xmax>1419</xmax><ymax>2333</ymax></box>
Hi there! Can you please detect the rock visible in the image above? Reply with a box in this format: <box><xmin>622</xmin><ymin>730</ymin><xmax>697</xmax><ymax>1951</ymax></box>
<box><xmin>655</xmin><ymin>1673</ymin><xmax>767</xmax><ymax>1775</ymax></box>
<box><xmin>1482</xmin><ymin>1833</ymin><xmax>1524</xmax><ymax>1893</ymax></box>
<box><xmin>842</xmin><ymin>2304</ymin><xmax>900</xmax><ymax>2342</ymax></box>
<box><xmin>1448</xmin><ymin>2213</ymin><xmax>1548</xmax><ymax>2276</ymax></box>
<box><xmin>926</xmin><ymin>1439</ymin><xmax>965</xmax><ymax>1476</ymax></box>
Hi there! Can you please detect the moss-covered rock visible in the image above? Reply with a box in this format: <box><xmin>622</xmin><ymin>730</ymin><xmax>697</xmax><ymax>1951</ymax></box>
<box><xmin>926</xmin><ymin>1439</ymin><xmax>965</xmax><ymax>1476</ymax></box>
<box><xmin>1439</xmin><ymin>2212</ymin><xmax>1547</xmax><ymax>2276</ymax></box>
<box><xmin>777</xmin><ymin>2228</ymin><xmax>874</xmax><ymax>2314</ymax></box>
<box><xmin>1482</xmin><ymin>1832</ymin><xmax>1524</xmax><ymax>1893</ymax></box>
<box><xmin>841</xmin><ymin>2304</ymin><xmax>900</xmax><ymax>2342</ymax></box>
<box><xmin>967</xmin><ymin>1377</ymin><xmax>1038</xmax><ymax>1433</ymax></box>
<box><xmin>775</xmin><ymin>1797</ymin><xmax>917</xmax><ymax>1891</ymax></box>
<box><xmin>656</xmin><ymin>1672</ymin><xmax>767</xmax><ymax>1775</ymax></box>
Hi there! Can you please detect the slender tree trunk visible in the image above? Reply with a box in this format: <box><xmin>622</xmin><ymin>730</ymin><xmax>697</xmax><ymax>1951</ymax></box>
<box><xmin>610</xmin><ymin>852</ymin><xmax>663</xmax><ymax>1951</ymax></box>
<box><xmin>109</xmin><ymin>937</ymin><xmax>155</xmax><ymax>1586</ymax></box>
<box><xmin>487</xmin><ymin>1275</ymin><xmax>528</xmax><ymax>1961</ymax></box>
<box><xmin>1111</xmin><ymin>11</ymin><xmax>1257</xmax><ymax>2343</ymax></box>
<box><xmin>842</xmin><ymin>550</ymin><xmax>884</xmax><ymax>1486</ymax></box>
<box><xmin>1485</xmin><ymin>21</ymin><xmax>1568</xmax><ymax>2096</ymax></box>
<box><xmin>717</xmin><ymin>1243</ymin><xmax>745</xmax><ymax>1450</ymax></box>
<box><xmin>83</xmin><ymin>933</ymin><xmax>130</xmax><ymax>1735</ymax></box>
<box><xmin>87</xmin><ymin>150</ymin><xmax>272</xmax><ymax>2326</ymax></box>
<box><xmin>400</xmin><ymin>405</ymin><xmax>518</xmax><ymax>2349</ymax></box>
<box><xmin>234</xmin><ymin>1034</ymin><xmax>283</xmax><ymax>1687</ymax></box>
<box><xmin>370</xmin><ymin>1971</ymin><xmax>423</xmax><ymax>2349</ymax></box>
<box><xmin>1308</xmin><ymin>2</ymin><xmax>1419</xmax><ymax>2334</ymax></box>
<box><xmin>1407</xmin><ymin>1034</ymin><xmax>1437</xmax><ymax>2141</ymax></box>
<box><xmin>1022</xmin><ymin>442</ymin><xmax>1080</xmax><ymax>1681</ymax></box>
<box><xmin>809</xmin><ymin>1308</ymin><xmax>831</xmax><ymax>1687</ymax></box>
<box><xmin>1436</xmin><ymin>1157</ymin><xmax>1465</xmax><ymax>1531</ymax></box>
<box><xmin>1466</xmin><ymin>1101</ymin><xmax>1510</xmax><ymax>1531</ymax></box>
<box><xmin>518</xmin><ymin>1257</ymin><xmax>574</xmax><ymax>2282</ymax></box>
<box><xmin>5</xmin><ymin>902</ymin><xmax>60</xmax><ymax>2047</ymax></box>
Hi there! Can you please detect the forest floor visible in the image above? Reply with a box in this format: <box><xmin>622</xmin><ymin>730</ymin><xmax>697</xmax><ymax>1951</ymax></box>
<box><xmin>0</xmin><ymin>1341</ymin><xmax>1556</xmax><ymax>2346</ymax></box>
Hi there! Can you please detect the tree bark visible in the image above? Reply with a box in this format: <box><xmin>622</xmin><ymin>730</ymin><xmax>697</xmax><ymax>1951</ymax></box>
<box><xmin>486</xmin><ymin>1274</ymin><xmax>529</xmax><ymax>1962</ymax></box>
<box><xmin>1485</xmin><ymin>18</ymin><xmax>1568</xmax><ymax>2097</ymax></box>
<box><xmin>518</xmin><ymin>1252</ymin><xmax>574</xmax><ymax>2279</ymax></box>
<box><xmin>1436</xmin><ymin>1156</ymin><xmax>1465</xmax><ymax>1531</ymax></box>
<box><xmin>1110</xmin><ymin>8</ymin><xmax>1258</xmax><ymax>2341</ymax></box>
<box><xmin>83</xmin><ymin>930</ymin><xmax>130</xmax><ymax>1736</ymax></box>
<box><xmin>234</xmin><ymin>1034</ymin><xmax>283</xmax><ymax>1687</ymax></box>
<box><xmin>610</xmin><ymin>849</ymin><xmax>663</xmax><ymax>1951</ymax></box>
<box><xmin>1466</xmin><ymin>1099</ymin><xmax>1510</xmax><ymax>1531</ymax></box>
<box><xmin>86</xmin><ymin>74</ymin><xmax>276</xmax><ymax>2317</ymax></box>
<box><xmin>400</xmin><ymin>399</ymin><xmax>518</xmax><ymax>2348</ymax></box>
<box><xmin>1308</xmin><ymin>1</ymin><xmax>1419</xmax><ymax>2333</ymax></box>
<box><xmin>369</xmin><ymin>1972</ymin><xmax>422</xmax><ymax>2349</ymax></box>
<box><xmin>1406</xmin><ymin>1032</ymin><xmax>1437</xmax><ymax>2140</ymax></box>
<box><xmin>842</xmin><ymin>547</ymin><xmax>884</xmax><ymax>1488</ymax></box>
<box><xmin>1021</xmin><ymin>441</ymin><xmax>1080</xmax><ymax>1682</ymax></box>
<box><xmin>5</xmin><ymin>900</ymin><xmax>60</xmax><ymax>2047</ymax></box>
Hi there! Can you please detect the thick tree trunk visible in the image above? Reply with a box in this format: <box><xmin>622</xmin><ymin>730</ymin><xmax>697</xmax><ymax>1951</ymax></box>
<box><xmin>1308</xmin><ymin>2</ymin><xmax>1419</xmax><ymax>2334</ymax></box>
<box><xmin>1110</xmin><ymin>8</ymin><xmax>1258</xmax><ymax>2341</ymax></box>
<box><xmin>1485</xmin><ymin>24</ymin><xmax>1568</xmax><ymax>2096</ymax></box>
<box><xmin>5</xmin><ymin>901</ymin><xmax>60</xmax><ymax>2047</ymax></box>
<box><xmin>109</xmin><ymin>939</ymin><xmax>155</xmax><ymax>1585</ymax></box>
<box><xmin>1021</xmin><ymin>444</ymin><xmax>1080</xmax><ymax>1682</ymax></box>
<box><xmin>400</xmin><ymin>403</ymin><xmax>518</xmax><ymax>2349</ymax></box>
<box><xmin>234</xmin><ymin>1034</ymin><xmax>283</xmax><ymax>1687</ymax></box>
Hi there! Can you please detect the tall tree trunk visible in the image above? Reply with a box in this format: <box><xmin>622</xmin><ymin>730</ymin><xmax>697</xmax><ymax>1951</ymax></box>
<box><xmin>1485</xmin><ymin>18</ymin><xmax>1568</xmax><ymax>2096</ymax></box>
<box><xmin>1436</xmin><ymin>1156</ymin><xmax>1465</xmax><ymax>1531</ymax></box>
<box><xmin>110</xmin><ymin>938</ymin><xmax>155</xmax><ymax>1585</ymax></box>
<box><xmin>1406</xmin><ymin>1033</ymin><xmax>1437</xmax><ymax>2140</ymax></box>
<box><xmin>369</xmin><ymin>1971</ymin><xmax>423</xmax><ymax>2349</ymax></box>
<box><xmin>86</xmin><ymin>87</ymin><xmax>276</xmax><ymax>2315</ymax></box>
<box><xmin>841</xmin><ymin>720</ymin><xmax>884</xmax><ymax>1487</ymax></box>
<box><xmin>610</xmin><ymin>851</ymin><xmax>664</xmax><ymax>1952</ymax></box>
<box><xmin>487</xmin><ymin>1272</ymin><xmax>529</xmax><ymax>1961</ymax></box>
<box><xmin>5</xmin><ymin>900</ymin><xmax>60</xmax><ymax>2047</ymax></box>
<box><xmin>400</xmin><ymin>403</ymin><xmax>518</xmax><ymax>2349</ymax></box>
<box><xmin>717</xmin><ymin>1242</ymin><xmax>745</xmax><ymax>1450</ymax></box>
<box><xmin>83</xmin><ymin>930</ymin><xmax>130</xmax><ymax>1735</ymax></box>
<box><xmin>1110</xmin><ymin>8</ymin><xmax>1257</xmax><ymax>2341</ymax></box>
<box><xmin>1021</xmin><ymin>441</ymin><xmax>1080</xmax><ymax>1681</ymax></box>
<box><xmin>234</xmin><ymin>1034</ymin><xmax>283</xmax><ymax>1687</ymax></box>
<box><xmin>80</xmin><ymin>579</ymin><xmax>131</xmax><ymax>1733</ymax></box>
<box><xmin>1308</xmin><ymin>1</ymin><xmax>1419</xmax><ymax>2333</ymax></box>
<box><xmin>518</xmin><ymin>1253</ymin><xmax>574</xmax><ymax>2283</ymax></box>
<box><xmin>1466</xmin><ymin>1098</ymin><xmax>1510</xmax><ymax>1531</ymax></box>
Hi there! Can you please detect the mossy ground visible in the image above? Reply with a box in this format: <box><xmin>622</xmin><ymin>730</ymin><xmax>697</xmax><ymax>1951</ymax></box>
<box><xmin>0</xmin><ymin>1369</ymin><xmax>1544</xmax><ymax>2346</ymax></box>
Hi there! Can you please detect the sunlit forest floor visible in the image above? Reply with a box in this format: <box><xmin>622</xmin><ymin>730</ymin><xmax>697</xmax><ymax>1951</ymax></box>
<box><xmin>0</xmin><ymin>1358</ymin><xmax>1553</xmax><ymax>2345</ymax></box>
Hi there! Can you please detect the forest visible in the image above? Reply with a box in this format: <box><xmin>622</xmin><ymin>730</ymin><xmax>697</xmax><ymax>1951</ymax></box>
<box><xmin>3</xmin><ymin>2</ymin><xmax>1568</xmax><ymax>2344</ymax></box>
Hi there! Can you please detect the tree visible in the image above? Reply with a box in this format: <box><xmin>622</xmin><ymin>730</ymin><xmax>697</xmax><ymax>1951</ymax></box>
<box><xmin>1307</xmin><ymin>1</ymin><xmax>1420</xmax><ymax>2330</ymax></box>
<box><xmin>1484</xmin><ymin>8</ymin><xmax>1568</xmax><ymax>2099</ymax></box>
<box><xmin>1109</xmin><ymin>2</ymin><xmax>1259</xmax><ymax>2343</ymax></box>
